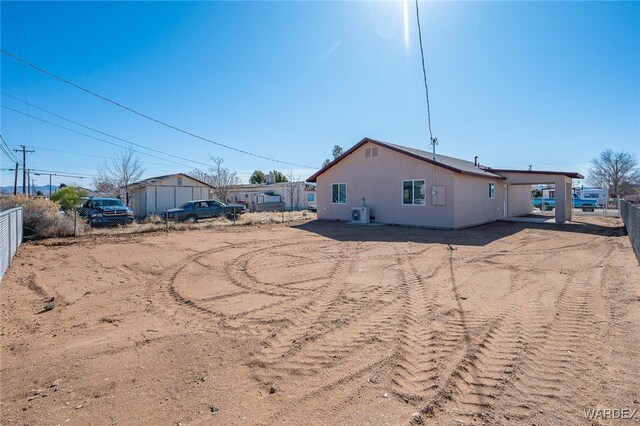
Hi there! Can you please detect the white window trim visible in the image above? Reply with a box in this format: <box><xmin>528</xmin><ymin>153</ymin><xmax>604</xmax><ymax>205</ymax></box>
<box><xmin>402</xmin><ymin>179</ymin><xmax>427</xmax><ymax>206</ymax></box>
<box><xmin>489</xmin><ymin>182</ymin><xmax>496</xmax><ymax>199</ymax></box>
<box><xmin>331</xmin><ymin>183</ymin><xmax>347</xmax><ymax>204</ymax></box>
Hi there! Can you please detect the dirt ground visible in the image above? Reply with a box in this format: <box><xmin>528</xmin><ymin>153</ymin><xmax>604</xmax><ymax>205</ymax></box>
<box><xmin>1</xmin><ymin>217</ymin><xmax>639</xmax><ymax>425</ymax></box>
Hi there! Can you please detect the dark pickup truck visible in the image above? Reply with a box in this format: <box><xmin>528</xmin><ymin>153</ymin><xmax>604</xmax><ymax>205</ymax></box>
<box><xmin>79</xmin><ymin>197</ymin><xmax>135</xmax><ymax>227</ymax></box>
<box><xmin>165</xmin><ymin>200</ymin><xmax>246</xmax><ymax>223</ymax></box>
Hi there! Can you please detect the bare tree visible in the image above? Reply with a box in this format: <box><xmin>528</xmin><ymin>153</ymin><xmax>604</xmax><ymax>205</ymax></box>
<box><xmin>587</xmin><ymin>149</ymin><xmax>640</xmax><ymax>197</ymax></box>
<box><xmin>92</xmin><ymin>167</ymin><xmax>120</xmax><ymax>198</ymax></box>
<box><xmin>96</xmin><ymin>148</ymin><xmax>145</xmax><ymax>202</ymax></box>
<box><xmin>208</xmin><ymin>156</ymin><xmax>240</xmax><ymax>202</ymax></box>
<box><xmin>187</xmin><ymin>168</ymin><xmax>212</xmax><ymax>185</ymax></box>
<box><xmin>286</xmin><ymin>171</ymin><xmax>303</xmax><ymax>211</ymax></box>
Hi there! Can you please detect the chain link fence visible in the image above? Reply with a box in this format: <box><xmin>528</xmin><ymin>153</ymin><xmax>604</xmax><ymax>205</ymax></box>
<box><xmin>620</xmin><ymin>200</ymin><xmax>640</xmax><ymax>262</ymax></box>
<box><xmin>0</xmin><ymin>207</ymin><xmax>23</xmax><ymax>281</ymax></box>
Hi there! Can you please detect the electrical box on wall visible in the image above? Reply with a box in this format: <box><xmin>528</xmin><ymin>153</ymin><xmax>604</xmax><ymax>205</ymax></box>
<box><xmin>432</xmin><ymin>185</ymin><xmax>446</xmax><ymax>206</ymax></box>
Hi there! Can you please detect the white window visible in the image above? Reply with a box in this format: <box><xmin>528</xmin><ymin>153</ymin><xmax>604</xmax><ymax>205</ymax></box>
<box><xmin>307</xmin><ymin>193</ymin><xmax>315</xmax><ymax>202</ymax></box>
<box><xmin>332</xmin><ymin>183</ymin><xmax>347</xmax><ymax>204</ymax></box>
<box><xmin>403</xmin><ymin>180</ymin><xmax>426</xmax><ymax>205</ymax></box>
<box><xmin>489</xmin><ymin>182</ymin><xmax>496</xmax><ymax>199</ymax></box>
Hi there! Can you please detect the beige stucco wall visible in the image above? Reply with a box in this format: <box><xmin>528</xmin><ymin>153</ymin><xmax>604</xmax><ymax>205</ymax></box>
<box><xmin>316</xmin><ymin>142</ymin><xmax>458</xmax><ymax>228</ymax></box>
<box><xmin>507</xmin><ymin>185</ymin><xmax>533</xmax><ymax>217</ymax></box>
<box><xmin>452</xmin><ymin>174</ymin><xmax>505</xmax><ymax>228</ymax></box>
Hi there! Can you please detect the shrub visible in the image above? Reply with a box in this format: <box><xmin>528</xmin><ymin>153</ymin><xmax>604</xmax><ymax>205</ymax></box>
<box><xmin>1</xmin><ymin>195</ymin><xmax>84</xmax><ymax>238</ymax></box>
<box><xmin>50</xmin><ymin>186</ymin><xmax>88</xmax><ymax>211</ymax></box>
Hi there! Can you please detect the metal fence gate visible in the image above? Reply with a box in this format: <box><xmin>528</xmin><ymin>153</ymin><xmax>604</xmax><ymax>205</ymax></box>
<box><xmin>0</xmin><ymin>207</ymin><xmax>23</xmax><ymax>281</ymax></box>
<box><xmin>620</xmin><ymin>200</ymin><xmax>640</xmax><ymax>262</ymax></box>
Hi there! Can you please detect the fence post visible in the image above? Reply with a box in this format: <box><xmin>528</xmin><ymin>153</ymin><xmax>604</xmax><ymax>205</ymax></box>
<box><xmin>7</xmin><ymin>212</ymin><xmax>12</xmax><ymax>268</ymax></box>
<box><xmin>233</xmin><ymin>206</ymin><xmax>236</xmax><ymax>225</ymax></box>
<box><xmin>74</xmin><ymin>208</ymin><xmax>78</xmax><ymax>237</ymax></box>
<box><xmin>165</xmin><ymin>210</ymin><xmax>169</xmax><ymax>231</ymax></box>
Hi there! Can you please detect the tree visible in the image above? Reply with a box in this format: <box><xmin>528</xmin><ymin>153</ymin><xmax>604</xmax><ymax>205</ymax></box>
<box><xmin>188</xmin><ymin>168</ymin><xmax>212</xmax><ymax>184</ymax></box>
<box><xmin>249</xmin><ymin>170</ymin><xmax>266</xmax><ymax>184</ymax></box>
<box><xmin>322</xmin><ymin>145</ymin><xmax>344</xmax><ymax>168</ymax></box>
<box><xmin>96</xmin><ymin>148</ymin><xmax>145</xmax><ymax>202</ymax></box>
<box><xmin>51</xmin><ymin>186</ymin><xmax>88</xmax><ymax>211</ymax></box>
<box><xmin>270</xmin><ymin>170</ymin><xmax>288</xmax><ymax>183</ymax></box>
<box><xmin>286</xmin><ymin>171</ymin><xmax>303</xmax><ymax>210</ymax></box>
<box><xmin>332</xmin><ymin>145</ymin><xmax>344</xmax><ymax>159</ymax></box>
<box><xmin>587</xmin><ymin>149</ymin><xmax>640</xmax><ymax>197</ymax></box>
<box><xmin>209</xmin><ymin>156</ymin><xmax>240</xmax><ymax>202</ymax></box>
<box><xmin>531</xmin><ymin>188</ymin><xmax>542</xmax><ymax>198</ymax></box>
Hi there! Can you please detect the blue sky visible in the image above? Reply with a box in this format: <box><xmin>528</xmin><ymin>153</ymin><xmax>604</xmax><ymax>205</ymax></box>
<box><xmin>1</xmin><ymin>1</ymin><xmax>639</xmax><ymax>188</ymax></box>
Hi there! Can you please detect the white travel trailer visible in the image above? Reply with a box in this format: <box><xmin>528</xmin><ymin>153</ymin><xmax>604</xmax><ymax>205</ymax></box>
<box><xmin>576</xmin><ymin>188</ymin><xmax>608</xmax><ymax>207</ymax></box>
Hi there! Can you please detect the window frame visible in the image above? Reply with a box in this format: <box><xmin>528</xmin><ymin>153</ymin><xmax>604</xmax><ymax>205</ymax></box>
<box><xmin>489</xmin><ymin>182</ymin><xmax>496</xmax><ymax>199</ymax></box>
<box><xmin>402</xmin><ymin>179</ymin><xmax>427</xmax><ymax>206</ymax></box>
<box><xmin>331</xmin><ymin>183</ymin><xmax>347</xmax><ymax>204</ymax></box>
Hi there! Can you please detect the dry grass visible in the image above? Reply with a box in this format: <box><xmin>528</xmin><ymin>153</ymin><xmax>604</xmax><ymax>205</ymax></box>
<box><xmin>85</xmin><ymin>210</ymin><xmax>317</xmax><ymax>236</ymax></box>
<box><xmin>0</xmin><ymin>195</ymin><xmax>88</xmax><ymax>238</ymax></box>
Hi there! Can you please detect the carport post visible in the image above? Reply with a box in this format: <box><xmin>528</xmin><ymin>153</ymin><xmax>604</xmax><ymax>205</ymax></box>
<box><xmin>554</xmin><ymin>178</ymin><xmax>569</xmax><ymax>224</ymax></box>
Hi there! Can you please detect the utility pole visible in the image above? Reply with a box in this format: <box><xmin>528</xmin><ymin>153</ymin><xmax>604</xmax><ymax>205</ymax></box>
<box><xmin>13</xmin><ymin>145</ymin><xmax>35</xmax><ymax>194</ymax></box>
<box><xmin>13</xmin><ymin>162</ymin><xmax>19</xmax><ymax>195</ymax></box>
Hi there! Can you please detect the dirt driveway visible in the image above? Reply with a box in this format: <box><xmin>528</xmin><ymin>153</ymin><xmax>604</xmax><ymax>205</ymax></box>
<box><xmin>1</xmin><ymin>218</ymin><xmax>639</xmax><ymax>425</ymax></box>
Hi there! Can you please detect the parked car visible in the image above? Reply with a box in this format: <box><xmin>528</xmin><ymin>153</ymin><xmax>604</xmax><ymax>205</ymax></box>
<box><xmin>532</xmin><ymin>194</ymin><xmax>597</xmax><ymax>212</ymax></box>
<box><xmin>165</xmin><ymin>200</ymin><xmax>246</xmax><ymax>223</ymax></box>
<box><xmin>78</xmin><ymin>197</ymin><xmax>135</xmax><ymax>227</ymax></box>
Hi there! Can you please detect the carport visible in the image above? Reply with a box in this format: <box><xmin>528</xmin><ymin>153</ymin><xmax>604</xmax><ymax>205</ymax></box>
<box><xmin>490</xmin><ymin>170</ymin><xmax>584</xmax><ymax>224</ymax></box>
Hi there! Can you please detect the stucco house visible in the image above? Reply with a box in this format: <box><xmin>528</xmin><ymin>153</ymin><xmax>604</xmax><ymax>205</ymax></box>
<box><xmin>307</xmin><ymin>138</ymin><xmax>582</xmax><ymax>229</ymax></box>
<box><xmin>128</xmin><ymin>173</ymin><xmax>213</xmax><ymax>217</ymax></box>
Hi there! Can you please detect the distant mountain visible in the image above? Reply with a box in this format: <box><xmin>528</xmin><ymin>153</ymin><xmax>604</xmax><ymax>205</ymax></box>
<box><xmin>1</xmin><ymin>185</ymin><xmax>59</xmax><ymax>195</ymax></box>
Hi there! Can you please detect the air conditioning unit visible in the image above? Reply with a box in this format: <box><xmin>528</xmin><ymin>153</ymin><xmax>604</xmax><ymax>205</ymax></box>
<box><xmin>351</xmin><ymin>207</ymin><xmax>370</xmax><ymax>224</ymax></box>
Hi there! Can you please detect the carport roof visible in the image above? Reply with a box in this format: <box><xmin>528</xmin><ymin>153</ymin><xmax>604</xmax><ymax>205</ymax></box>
<box><xmin>487</xmin><ymin>169</ymin><xmax>584</xmax><ymax>179</ymax></box>
<box><xmin>307</xmin><ymin>137</ymin><xmax>506</xmax><ymax>182</ymax></box>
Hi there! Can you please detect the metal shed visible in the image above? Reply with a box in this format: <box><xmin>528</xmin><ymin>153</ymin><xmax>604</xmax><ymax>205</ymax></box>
<box><xmin>128</xmin><ymin>173</ymin><xmax>213</xmax><ymax>218</ymax></box>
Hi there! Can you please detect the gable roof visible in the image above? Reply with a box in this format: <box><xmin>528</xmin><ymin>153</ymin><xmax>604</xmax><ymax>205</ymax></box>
<box><xmin>129</xmin><ymin>173</ymin><xmax>214</xmax><ymax>189</ymax></box>
<box><xmin>306</xmin><ymin>137</ymin><xmax>506</xmax><ymax>182</ymax></box>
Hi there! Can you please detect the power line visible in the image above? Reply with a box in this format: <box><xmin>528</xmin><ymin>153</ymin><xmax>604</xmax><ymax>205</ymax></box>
<box><xmin>0</xmin><ymin>133</ymin><xmax>21</xmax><ymax>164</ymax></box>
<box><xmin>1</xmin><ymin>92</ymin><xmax>211</xmax><ymax>169</ymax></box>
<box><xmin>0</xmin><ymin>49</ymin><xmax>317</xmax><ymax>169</ymax></box>
<box><xmin>3</xmin><ymin>106</ymin><xmax>255</xmax><ymax>178</ymax></box>
<box><xmin>8</xmin><ymin>144</ymin><xmax>191</xmax><ymax>168</ymax></box>
<box><xmin>1</xmin><ymin>122</ymin><xmax>22</xmax><ymax>164</ymax></box>
<box><xmin>29</xmin><ymin>168</ymin><xmax>96</xmax><ymax>177</ymax></box>
<box><xmin>414</xmin><ymin>0</ymin><xmax>437</xmax><ymax>153</ymax></box>
<box><xmin>11</xmin><ymin>4</ymin><xmax>35</xmax><ymax>147</ymax></box>
<box><xmin>2</xmin><ymin>104</ymin><xmax>204</xmax><ymax>170</ymax></box>
<box><xmin>0</xmin><ymin>141</ymin><xmax>18</xmax><ymax>163</ymax></box>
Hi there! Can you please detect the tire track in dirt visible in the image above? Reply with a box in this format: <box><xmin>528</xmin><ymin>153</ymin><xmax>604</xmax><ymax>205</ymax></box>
<box><xmin>155</xmin><ymin>239</ymin><xmax>284</xmax><ymax>331</ymax></box>
<box><xmin>489</xmin><ymin>246</ymin><xmax>616</xmax><ymax>423</ymax></box>
<box><xmin>410</xmin><ymin>248</ymin><xmax>544</xmax><ymax>424</ymax></box>
<box><xmin>413</xmin><ymin>244</ymin><xmax>616</xmax><ymax>424</ymax></box>
<box><xmin>390</xmin><ymin>246</ymin><xmax>447</xmax><ymax>403</ymax></box>
<box><xmin>248</xmin><ymin>242</ymin><xmax>358</xmax><ymax>363</ymax></box>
